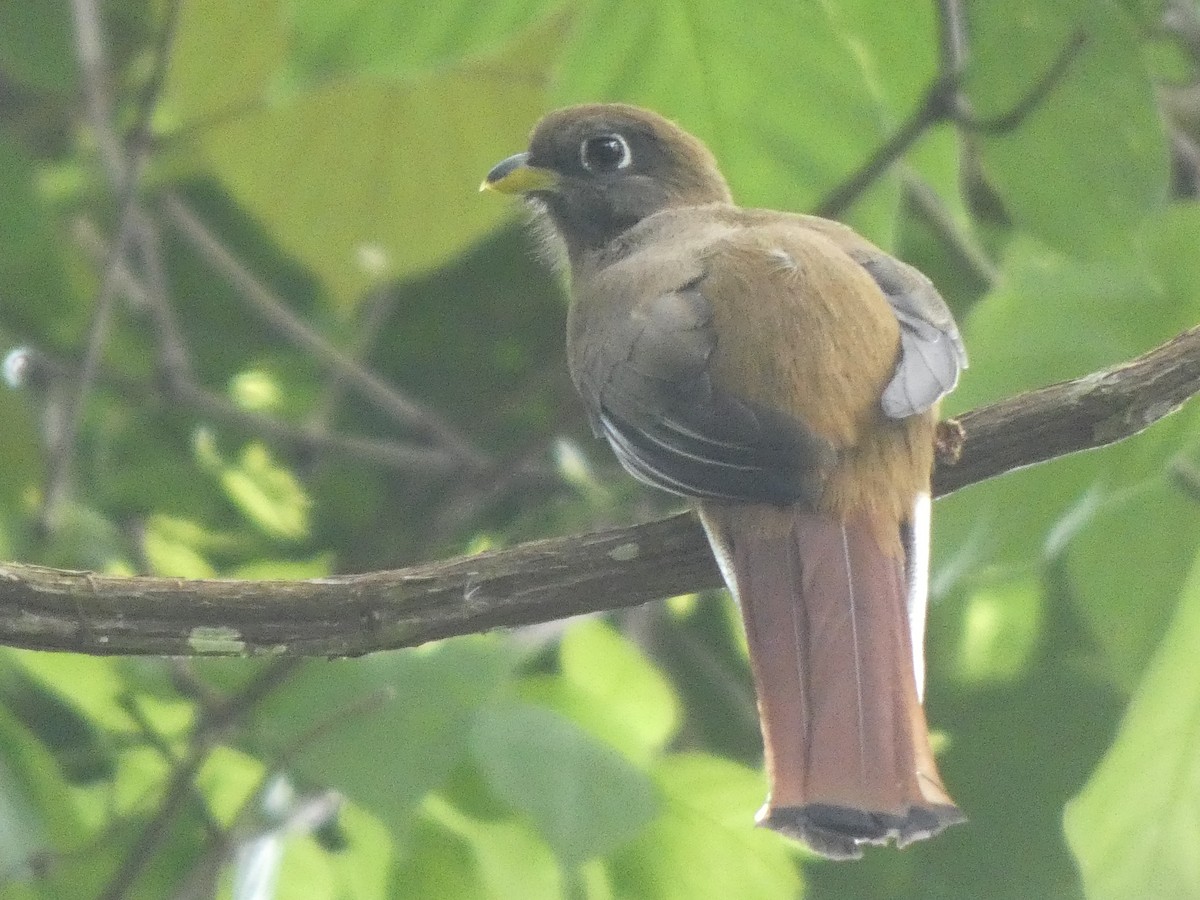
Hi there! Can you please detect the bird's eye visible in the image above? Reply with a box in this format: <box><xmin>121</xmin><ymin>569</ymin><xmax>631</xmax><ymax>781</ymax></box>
<box><xmin>580</xmin><ymin>134</ymin><xmax>632</xmax><ymax>173</ymax></box>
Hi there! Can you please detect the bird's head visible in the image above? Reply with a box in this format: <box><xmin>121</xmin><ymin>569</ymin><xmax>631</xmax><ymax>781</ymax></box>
<box><xmin>483</xmin><ymin>104</ymin><xmax>732</xmax><ymax>259</ymax></box>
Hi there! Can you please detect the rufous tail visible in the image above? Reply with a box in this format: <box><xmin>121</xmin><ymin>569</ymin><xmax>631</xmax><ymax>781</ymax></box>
<box><xmin>700</xmin><ymin>504</ymin><xmax>964</xmax><ymax>860</ymax></box>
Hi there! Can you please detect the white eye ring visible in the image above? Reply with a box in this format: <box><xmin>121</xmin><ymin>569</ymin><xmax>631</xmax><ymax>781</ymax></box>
<box><xmin>580</xmin><ymin>133</ymin><xmax>632</xmax><ymax>173</ymax></box>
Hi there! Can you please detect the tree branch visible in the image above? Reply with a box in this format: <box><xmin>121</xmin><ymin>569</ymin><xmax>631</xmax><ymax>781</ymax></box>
<box><xmin>1</xmin><ymin>325</ymin><xmax>1198</xmax><ymax>658</ymax></box>
<box><xmin>934</xmin><ymin>324</ymin><xmax>1200</xmax><ymax>493</ymax></box>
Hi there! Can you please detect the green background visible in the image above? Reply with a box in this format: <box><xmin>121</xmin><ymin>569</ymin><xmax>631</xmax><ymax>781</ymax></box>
<box><xmin>1</xmin><ymin>0</ymin><xmax>1199</xmax><ymax>897</ymax></box>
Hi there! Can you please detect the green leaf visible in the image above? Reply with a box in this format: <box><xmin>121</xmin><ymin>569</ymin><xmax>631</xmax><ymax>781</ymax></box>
<box><xmin>0</xmin><ymin>658</ymin><xmax>116</xmax><ymax>784</ymax></box>
<box><xmin>195</xmin><ymin>746</ymin><xmax>265</xmax><ymax>826</ymax></box>
<box><xmin>218</xmin><ymin>443</ymin><xmax>312</xmax><ymax>541</ymax></box>
<box><xmin>934</xmin><ymin>209</ymin><xmax>1200</xmax><ymax>684</ymax></box>
<box><xmin>388</xmin><ymin>815</ymin><xmax>483</xmax><ymax>900</ymax></box>
<box><xmin>0</xmin><ymin>3</ymin><xmax>77</xmax><ymax>91</ymax></box>
<box><xmin>229</xmin><ymin>369</ymin><xmax>286</xmax><ymax>412</ymax></box>
<box><xmin>949</xmin><ymin>576</ymin><xmax>1044</xmax><ymax>684</ymax></box>
<box><xmin>469</xmin><ymin>699</ymin><xmax>659</xmax><ymax>865</ymax></box>
<box><xmin>423</xmin><ymin>795</ymin><xmax>562</xmax><ymax>900</ymax></box>
<box><xmin>822</xmin><ymin>0</ymin><xmax>938</xmax><ymax>116</ymax></box>
<box><xmin>6</xmin><ymin>651</ymin><xmax>133</xmax><ymax>734</ymax></box>
<box><xmin>250</xmin><ymin>640</ymin><xmax>515</xmax><ymax>842</ymax></box>
<box><xmin>142</xmin><ymin>519</ymin><xmax>218</xmax><ymax>578</ymax></box>
<box><xmin>553</xmin><ymin>0</ymin><xmax>901</xmax><ymax>241</ymax></box>
<box><xmin>607</xmin><ymin>754</ymin><xmax>799</xmax><ymax>900</ymax></box>
<box><xmin>0</xmin><ymin>708</ymin><xmax>82</xmax><ymax>879</ymax></box>
<box><xmin>0</xmin><ymin>130</ymin><xmax>75</xmax><ymax>345</ymax></box>
<box><xmin>324</xmin><ymin>802</ymin><xmax>395</xmax><ymax>900</ymax></box>
<box><xmin>285</xmin><ymin>0</ymin><xmax>564</xmax><ymax>80</ymax></box>
<box><xmin>271</xmin><ymin>834</ymin><xmax>337</xmax><ymax>899</ymax></box>
<box><xmin>1143</xmin><ymin>204</ymin><xmax>1200</xmax><ymax>314</ymax></box>
<box><xmin>556</xmin><ymin>620</ymin><xmax>679</xmax><ymax>762</ymax></box>
<box><xmin>230</xmin><ymin>554</ymin><xmax>333</xmax><ymax>580</ymax></box>
<box><xmin>1067</xmin><ymin>478</ymin><xmax>1200</xmax><ymax>687</ymax></box>
<box><xmin>268</xmin><ymin>809</ymin><xmax>395</xmax><ymax>900</ymax></box>
<box><xmin>183</xmin><ymin>16</ymin><xmax>563</xmax><ymax>305</ymax></box>
<box><xmin>965</xmin><ymin>0</ymin><xmax>1168</xmax><ymax>258</ymax></box>
<box><xmin>1064</xmin><ymin>548</ymin><xmax>1200</xmax><ymax>899</ymax></box>
<box><xmin>160</xmin><ymin>0</ymin><xmax>288</xmax><ymax>128</ymax></box>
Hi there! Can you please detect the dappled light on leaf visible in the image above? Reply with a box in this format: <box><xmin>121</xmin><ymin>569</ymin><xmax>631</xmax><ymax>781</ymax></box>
<box><xmin>469</xmin><ymin>699</ymin><xmax>659</xmax><ymax>866</ymax></box>
<box><xmin>608</xmin><ymin>754</ymin><xmax>800</xmax><ymax>900</ymax></box>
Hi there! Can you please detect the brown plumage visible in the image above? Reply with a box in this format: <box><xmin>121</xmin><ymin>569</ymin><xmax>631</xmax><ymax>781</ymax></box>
<box><xmin>484</xmin><ymin>103</ymin><xmax>967</xmax><ymax>859</ymax></box>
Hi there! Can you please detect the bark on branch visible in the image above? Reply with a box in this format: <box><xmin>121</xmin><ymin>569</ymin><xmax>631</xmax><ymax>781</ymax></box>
<box><xmin>3</xmin><ymin>325</ymin><xmax>1199</xmax><ymax>658</ymax></box>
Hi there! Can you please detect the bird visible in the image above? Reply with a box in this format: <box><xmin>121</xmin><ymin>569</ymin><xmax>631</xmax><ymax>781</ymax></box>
<box><xmin>482</xmin><ymin>104</ymin><xmax>968</xmax><ymax>860</ymax></box>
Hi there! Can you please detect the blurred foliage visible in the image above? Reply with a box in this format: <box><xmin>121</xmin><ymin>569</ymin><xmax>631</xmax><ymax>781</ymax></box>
<box><xmin>1</xmin><ymin>0</ymin><xmax>1199</xmax><ymax>898</ymax></box>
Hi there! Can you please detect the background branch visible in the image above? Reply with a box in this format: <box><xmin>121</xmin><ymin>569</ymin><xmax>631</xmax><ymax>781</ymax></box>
<box><xmin>2</xmin><ymin>325</ymin><xmax>1197</xmax><ymax>658</ymax></box>
<box><xmin>815</xmin><ymin>11</ymin><xmax>1085</xmax><ymax>218</ymax></box>
<box><xmin>160</xmin><ymin>194</ymin><xmax>491</xmax><ymax>468</ymax></box>
<box><xmin>48</xmin><ymin>0</ymin><xmax>183</xmax><ymax>531</ymax></box>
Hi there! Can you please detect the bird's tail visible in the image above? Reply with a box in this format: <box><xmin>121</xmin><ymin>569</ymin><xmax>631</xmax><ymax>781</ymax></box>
<box><xmin>700</xmin><ymin>504</ymin><xmax>964</xmax><ymax>860</ymax></box>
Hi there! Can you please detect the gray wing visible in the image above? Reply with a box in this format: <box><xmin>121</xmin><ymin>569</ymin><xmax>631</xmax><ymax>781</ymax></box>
<box><xmin>575</xmin><ymin>279</ymin><xmax>836</xmax><ymax>506</ymax></box>
<box><xmin>855</xmin><ymin>253</ymin><xmax>968</xmax><ymax>419</ymax></box>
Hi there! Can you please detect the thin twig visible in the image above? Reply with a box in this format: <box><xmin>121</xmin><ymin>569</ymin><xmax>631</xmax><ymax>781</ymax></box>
<box><xmin>15</xmin><ymin>337</ymin><xmax>466</xmax><ymax>475</ymax></box>
<box><xmin>310</xmin><ymin>283</ymin><xmax>399</xmax><ymax>429</ymax></box>
<box><xmin>1162</xmin><ymin>0</ymin><xmax>1200</xmax><ymax>66</ymax></box>
<box><xmin>816</xmin><ymin>23</ymin><xmax>1087</xmax><ymax>218</ymax></box>
<box><xmin>126</xmin><ymin>217</ymin><xmax>194</xmax><ymax>389</ymax></box>
<box><xmin>117</xmin><ymin>692</ymin><xmax>184</xmax><ymax>764</ymax></box>
<box><xmin>181</xmin><ymin>387</ymin><xmax>470</xmax><ymax>473</ymax></box>
<box><xmin>936</xmin><ymin>0</ymin><xmax>969</xmax><ymax>77</ymax></box>
<box><xmin>116</xmin><ymin>692</ymin><xmax>222</xmax><ymax>837</ymax></box>
<box><xmin>69</xmin><ymin>218</ymin><xmax>475</xmax><ymax>475</ymax></box>
<box><xmin>1171</xmin><ymin>129</ymin><xmax>1200</xmax><ymax>198</ymax></box>
<box><xmin>97</xmin><ymin>743</ymin><xmax>210</xmax><ymax>900</ymax></box>
<box><xmin>814</xmin><ymin>76</ymin><xmax>954</xmax><ymax>218</ymax></box>
<box><xmin>160</xmin><ymin>194</ymin><xmax>491</xmax><ymax>469</ymax></box>
<box><xmin>41</xmin><ymin>211</ymin><xmax>136</xmax><ymax>530</ymax></box>
<box><xmin>171</xmin><ymin>684</ymin><xmax>390</xmax><ymax>899</ymax></box>
<box><xmin>98</xmin><ymin>659</ymin><xmax>302</xmax><ymax>900</ymax></box>
<box><xmin>431</xmin><ymin>433</ymin><xmax>568</xmax><ymax>541</ymax></box>
<box><xmin>902</xmin><ymin>171</ymin><xmax>998</xmax><ymax>287</ymax></box>
<box><xmin>53</xmin><ymin>0</ymin><xmax>184</xmax><ymax>530</ymax></box>
<box><xmin>959</xmin><ymin>31</ymin><xmax>1089</xmax><ymax>133</ymax></box>
<box><xmin>68</xmin><ymin>0</ymin><xmax>124</xmax><ymax>183</ymax></box>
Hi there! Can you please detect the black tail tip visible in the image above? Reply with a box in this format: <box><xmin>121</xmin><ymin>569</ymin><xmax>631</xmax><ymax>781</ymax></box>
<box><xmin>758</xmin><ymin>802</ymin><xmax>967</xmax><ymax>860</ymax></box>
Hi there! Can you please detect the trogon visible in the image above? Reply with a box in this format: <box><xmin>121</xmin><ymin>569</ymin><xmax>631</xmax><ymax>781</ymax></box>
<box><xmin>483</xmin><ymin>104</ymin><xmax>968</xmax><ymax>860</ymax></box>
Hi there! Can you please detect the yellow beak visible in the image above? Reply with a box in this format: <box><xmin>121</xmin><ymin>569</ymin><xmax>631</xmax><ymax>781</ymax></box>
<box><xmin>480</xmin><ymin>153</ymin><xmax>560</xmax><ymax>194</ymax></box>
